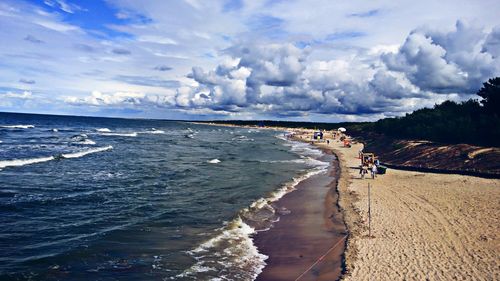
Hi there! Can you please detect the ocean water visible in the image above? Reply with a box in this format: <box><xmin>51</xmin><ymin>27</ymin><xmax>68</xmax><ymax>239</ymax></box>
<box><xmin>0</xmin><ymin>112</ymin><xmax>328</xmax><ymax>281</ymax></box>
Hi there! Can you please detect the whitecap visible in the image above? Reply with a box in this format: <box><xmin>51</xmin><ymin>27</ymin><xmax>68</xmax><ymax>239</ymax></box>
<box><xmin>78</xmin><ymin>139</ymin><xmax>96</xmax><ymax>145</ymax></box>
<box><xmin>52</xmin><ymin>128</ymin><xmax>58</xmax><ymax>132</ymax></box>
<box><xmin>0</xmin><ymin>125</ymin><xmax>35</xmax><ymax>129</ymax></box>
<box><xmin>61</xmin><ymin>146</ymin><xmax>113</xmax><ymax>159</ymax></box>
<box><xmin>0</xmin><ymin>156</ymin><xmax>54</xmax><ymax>169</ymax></box>
<box><xmin>100</xmin><ymin>132</ymin><xmax>137</xmax><ymax>137</ymax></box>
<box><xmin>208</xmin><ymin>159</ymin><xmax>221</xmax><ymax>164</ymax></box>
<box><xmin>0</xmin><ymin>146</ymin><xmax>113</xmax><ymax>169</ymax></box>
<box><xmin>140</xmin><ymin>129</ymin><xmax>165</xmax><ymax>134</ymax></box>
<box><xmin>96</xmin><ymin>128</ymin><xmax>111</xmax><ymax>132</ymax></box>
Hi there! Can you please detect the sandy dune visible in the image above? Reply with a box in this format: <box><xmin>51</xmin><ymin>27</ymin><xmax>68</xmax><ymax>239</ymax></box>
<box><xmin>323</xmin><ymin>138</ymin><xmax>500</xmax><ymax>280</ymax></box>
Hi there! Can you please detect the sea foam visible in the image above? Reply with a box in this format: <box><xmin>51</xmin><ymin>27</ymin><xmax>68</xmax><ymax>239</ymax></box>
<box><xmin>0</xmin><ymin>125</ymin><xmax>35</xmax><ymax>129</ymax></box>
<box><xmin>100</xmin><ymin>132</ymin><xmax>137</xmax><ymax>137</ymax></box>
<box><xmin>0</xmin><ymin>146</ymin><xmax>113</xmax><ymax>169</ymax></box>
<box><xmin>0</xmin><ymin>156</ymin><xmax>55</xmax><ymax>169</ymax></box>
<box><xmin>141</xmin><ymin>128</ymin><xmax>165</xmax><ymax>134</ymax></box>
<box><xmin>180</xmin><ymin>217</ymin><xmax>268</xmax><ymax>280</ymax></box>
<box><xmin>62</xmin><ymin>146</ymin><xmax>113</xmax><ymax>159</ymax></box>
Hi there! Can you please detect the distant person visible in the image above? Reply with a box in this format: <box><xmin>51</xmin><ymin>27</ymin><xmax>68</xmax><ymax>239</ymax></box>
<box><xmin>371</xmin><ymin>164</ymin><xmax>377</xmax><ymax>179</ymax></box>
<box><xmin>360</xmin><ymin>165</ymin><xmax>368</xmax><ymax>179</ymax></box>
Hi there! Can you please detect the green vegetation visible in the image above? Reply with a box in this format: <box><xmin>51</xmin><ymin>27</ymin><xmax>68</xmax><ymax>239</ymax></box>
<box><xmin>371</xmin><ymin>77</ymin><xmax>500</xmax><ymax>147</ymax></box>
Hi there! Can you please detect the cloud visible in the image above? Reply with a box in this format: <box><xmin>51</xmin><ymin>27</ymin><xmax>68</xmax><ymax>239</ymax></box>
<box><xmin>137</xmin><ymin>35</ymin><xmax>178</xmax><ymax>45</ymax></box>
<box><xmin>154</xmin><ymin>65</ymin><xmax>173</xmax><ymax>71</ymax></box>
<box><xmin>2</xmin><ymin>0</ymin><xmax>500</xmax><ymax>120</ymax></box>
<box><xmin>34</xmin><ymin>19</ymin><xmax>80</xmax><ymax>33</ymax></box>
<box><xmin>114</xmin><ymin>75</ymin><xmax>180</xmax><ymax>88</ymax></box>
<box><xmin>64</xmin><ymin>91</ymin><xmax>146</xmax><ymax>106</ymax></box>
<box><xmin>383</xmin><ymin>21</ymin><xmax>500</xmax><ymax>94</ymax></box>
<box><xmin>24</xmin><ymin>34</ymin><xmax>44</xmax><ymax>44</ymax></box>
<box><xmin>111</xmin><ymin>48</ymin><xmax>131</xmax><ymax>55</ymax></box>
<box><xmin>43</xmin><ymin>0</ymin><xmax>86</xmax><ymax>14</ymax></box>
<box><xmin>19</xmin><ymin>78</ymin><xmax>36</xmax><ymax>84</ymax></box>
<box><xmin>325</xmin><ymin>31</ymin><xmax>366</xmax><ymax>41</ymax></box>
<box><xmin>349</xmin><ymin>9</ymin><xmax>380</xmax><ymax>18</ymax></box>
<box><xmin>4</xmin><ymin>90</ymin><xmax>33</xmax><ymax>99</ymax></box>
<box><xmin>174</xmin><ymin>21</ymin><xmax>500</xmax><ymax>117</ymax></box>
<box><xmin>74</xmin><ymin>43</ymin><xmax>95</xmax><ymax>52</ymax></box>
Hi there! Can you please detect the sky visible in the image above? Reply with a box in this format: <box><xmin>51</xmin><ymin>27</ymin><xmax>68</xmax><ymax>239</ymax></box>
<box><xmin>0</xmin><ymin>0</ymin><xmax>499</xmax><ymax>121</ymax></box>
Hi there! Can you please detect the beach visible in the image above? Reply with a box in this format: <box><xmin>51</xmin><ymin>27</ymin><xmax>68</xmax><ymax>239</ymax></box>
<box><xmin>190</xmin><ymin>124</ymin><xmax>500</xmax><ymax>280</ymax></box>
<box><xmin>300</xmin><ymin>130</ymin><xmax>500</xmax><ymax>280</ymax></box>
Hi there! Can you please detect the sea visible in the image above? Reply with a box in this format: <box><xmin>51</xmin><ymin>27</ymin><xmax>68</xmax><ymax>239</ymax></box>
<box><xmin>0</xmin><ymin>112</ymin><xmax>329</xmax><ymax>281</ymax></box>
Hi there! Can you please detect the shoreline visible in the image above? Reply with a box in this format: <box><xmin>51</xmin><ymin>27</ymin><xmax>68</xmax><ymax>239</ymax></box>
<box><xmin>254</xmin><ymin>149</ymin><xmax>347</xmax><ymax>281</ymax></box>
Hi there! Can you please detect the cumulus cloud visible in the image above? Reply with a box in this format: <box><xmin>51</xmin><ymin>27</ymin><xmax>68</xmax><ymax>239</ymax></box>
<box><xmin>4</xmin><ymin>90</ymin><xmax>33</xmax><ymax>99</ymax></box>
<box><xmin>383</xmin><ymin>21</ymin><xmax>500</xmax><ymax>94</ymax></box>
<box><xmin>175</xmin><ymin>21</ymin><xmax>500</xmax><ymax>118</ymax></box>
<box><xmin>64</xmin><ymin>91</ymin><xmax>146</xmax><ymax>106</ymax></box>
<box><xmin>3</xmin><ymin>0</ymin><xmax>500</xmax><ymax>120</ymax></box>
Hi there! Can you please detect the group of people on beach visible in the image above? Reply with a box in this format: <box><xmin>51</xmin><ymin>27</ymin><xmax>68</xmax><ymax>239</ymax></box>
<box><xmin>359</xmin><ymin>150</ymin><xmax>379</xmax><ymax>179</ymax></box>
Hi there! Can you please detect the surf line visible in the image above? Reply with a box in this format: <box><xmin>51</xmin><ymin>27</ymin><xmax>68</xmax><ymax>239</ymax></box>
<box><xmin>293</xmin><ymin>234</ymin><xmax>348</xmax><ymax>281</ymax></box>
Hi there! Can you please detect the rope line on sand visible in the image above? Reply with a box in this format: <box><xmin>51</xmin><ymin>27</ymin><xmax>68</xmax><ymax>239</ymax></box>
<box><xmin>294</xmin><ymin>234</ymin><xmax>348</xmax><ymax>281</ymax></box>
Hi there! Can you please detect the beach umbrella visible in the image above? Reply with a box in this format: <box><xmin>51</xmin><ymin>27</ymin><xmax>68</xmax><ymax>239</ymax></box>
<box><xmin>338</xmin><ymin>127</ymin><xmax>347</xmax><ymax>132</ymax></box>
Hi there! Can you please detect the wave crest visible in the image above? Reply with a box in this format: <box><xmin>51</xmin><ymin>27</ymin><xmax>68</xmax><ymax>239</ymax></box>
<box><xmin>0</xmin><ymin>125</ymin><xmax>35</xmax><ymax>129</ymax></box>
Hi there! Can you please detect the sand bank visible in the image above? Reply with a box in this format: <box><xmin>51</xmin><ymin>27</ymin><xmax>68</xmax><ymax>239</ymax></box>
<box><xmin>316</xmin><ymin>135</ymin><xmax>500</xmax><ymax>280</ymax></box>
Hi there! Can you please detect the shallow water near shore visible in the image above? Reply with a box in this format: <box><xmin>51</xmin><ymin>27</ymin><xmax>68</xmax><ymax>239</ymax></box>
<box><xmin>0</xmin><ymin>112</ymin><xmax>329</xmax><ymax>280</ymax></box>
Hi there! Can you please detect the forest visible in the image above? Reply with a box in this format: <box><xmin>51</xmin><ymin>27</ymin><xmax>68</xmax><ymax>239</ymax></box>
<box><xmin>369</xmin><ymin>77</ymin><xmax>500</xmax><ymax>147</ymax></box>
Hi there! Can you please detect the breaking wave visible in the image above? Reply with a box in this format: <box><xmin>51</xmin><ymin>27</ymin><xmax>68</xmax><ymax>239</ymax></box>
<box><xmin>0</xmin><ymin>125</ymin><xmax>35</xmax><ymax>129</ymax></box>
<box><xmin>0</xmin><ymin>146</ymin><xmax>113</xmax><ymax>169</ymax></box>
<box><xmin>61</xmin><ymin>146</ymin><xmax>113</xmax><ymax>159</ymax></box>
<box><xmin>0</xmin><ymin>156</ymin><xmax>54</xmax><ymax>169</ymax></box>
<box><xmin>99</xmin><ymin>132</ymin><xmax>137</xmax><ymax>137</ymax></box>
<box><xmin>140</xmin><ymin>128</ymin><xmax>165</xmax><ymax>134</ymax></box>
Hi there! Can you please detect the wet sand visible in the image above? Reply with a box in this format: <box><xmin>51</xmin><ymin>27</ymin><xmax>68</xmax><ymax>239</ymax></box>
<box><xmin>255</xmin><ymin>152</ymin><xmax>347</xmax><ymax>281</ymax></box>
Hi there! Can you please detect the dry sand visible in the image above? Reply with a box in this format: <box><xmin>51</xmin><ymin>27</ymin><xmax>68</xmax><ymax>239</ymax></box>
<box><xmin>315</xmin><ymin>135</ymin><xmax>500</xmax><ymax>281</ymax></box>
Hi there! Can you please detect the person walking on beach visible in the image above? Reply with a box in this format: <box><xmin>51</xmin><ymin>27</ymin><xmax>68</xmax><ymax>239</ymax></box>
<box><xmin>371</xmin><ymin>164</ymin><xmax>377</xmax><ymax>179</ymax></box>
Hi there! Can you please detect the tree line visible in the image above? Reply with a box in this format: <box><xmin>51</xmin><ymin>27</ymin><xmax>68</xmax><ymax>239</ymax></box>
<box><xmin>369</xmin><ymin>77</ymin><xmax>500</xmax><ymax>147</ymax></box>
